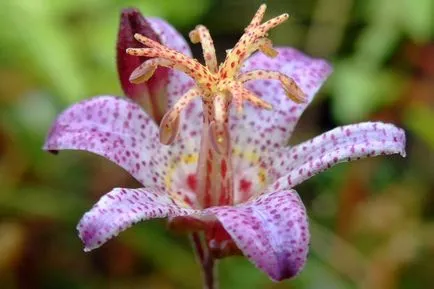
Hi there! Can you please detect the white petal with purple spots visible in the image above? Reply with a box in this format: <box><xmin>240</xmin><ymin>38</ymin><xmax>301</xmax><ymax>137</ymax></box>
<box><xmin>269</xmin><ymin>122</ymin><xmax>406</xmax><ymax>189</ymax></box>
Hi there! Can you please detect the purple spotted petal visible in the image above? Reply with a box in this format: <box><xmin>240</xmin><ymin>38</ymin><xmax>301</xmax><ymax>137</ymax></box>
<box><xmin>231</xmin><ymin>48</ymin><xmax>331</xmax><ymax>148</ymax></box>
<box><xmin>78</xmin><ymin>187</ymin><xmax>197</xmax><ymax>251</ymax></box>
<box><xmin>147</xmin><ymin>17</ymin><xmax>191</xmax><ymax>57</ymax></box>
<box><xmin>148</xmin><ymin>18</ymin><xmax>195</xmax><ymax>109</ymax></box>
<box><xmin>43</xmin><ymin>96</ymin><xmax>163</xmax><ymax>187</ymax></box>
<box><xmin>205</xmin><ymin>190</ymin><xmax>309</xmax><ymax>281</ymax></box>
<box><xmin>269</xmin><ymin>122</ymin><xmax>406</xmax><ymax>188</ymax></box>
<box><xmin>151</xmin><ymin>106</ymin><xmax>203</xmax><ymax>207</ymax></box>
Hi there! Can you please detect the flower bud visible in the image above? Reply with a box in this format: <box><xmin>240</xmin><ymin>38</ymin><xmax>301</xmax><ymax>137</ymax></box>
<box><xmin>117</xmin><ymin>8</ymin><xmax>169</xmax><ymax>122</ymax></box>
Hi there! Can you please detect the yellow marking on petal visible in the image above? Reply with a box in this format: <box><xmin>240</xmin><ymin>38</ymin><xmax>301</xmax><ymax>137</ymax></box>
<box><xmin>232</xmin><ymin>147</ymin><xmax>260</xmax><ymax>163</ymax></box>
<box><xmin>258</xmin><ymin>169</ymin><xmax>266</xmax><ymax>185</ymax></box>
<box><xmin>232</xmin><ymin>147</ymin><xmax>267</xmax><ymax>187</ymax></box>
<box><xmin>164</xmin><ymin>153</ymin><xmax>199</xmax><ymax>199</ymax></box>
<box><xmin>183</xmin><ymin>154</ymin><xmax>198</xmax><ymax>164</ymax></box>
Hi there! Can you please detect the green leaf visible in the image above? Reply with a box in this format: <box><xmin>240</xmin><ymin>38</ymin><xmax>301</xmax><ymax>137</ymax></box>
<box><xmin>1</xmin><ymin>1</ymin><xmax>86</xmax><ymax>104</ymax></box>
<box><xmin>405</xmin><ymin>104</ymin><xmax>434</xmax><ymax>149</ymax></box>
<box><xmin>354</xmin><ymin>24</ymin><xmax>400</xmax><ymax>68</ymax></box>
<box><xmin>122</xmin><ymin>224</ymin><xmax>201</xmax><ymax>288</ymax></box>
<box><xmin>0</xmin><ymin>186</ymin><xmax>85</xmax><ymax>222</ymax></box>
<box><xmin>398</xmin><ymin>0</ymin><xmax>433</xmax><ymax>42</ymax></box>
<box><xmin>330</xmin><ymin>59</ymin><xmax>403</xmax><ymax>123</ymax></box>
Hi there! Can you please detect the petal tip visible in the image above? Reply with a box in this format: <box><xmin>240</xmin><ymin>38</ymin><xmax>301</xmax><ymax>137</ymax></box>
<box><xmin>398</xmin><ymin>128</ymin><xmax>407</xmax><ymax>158</ymax></box>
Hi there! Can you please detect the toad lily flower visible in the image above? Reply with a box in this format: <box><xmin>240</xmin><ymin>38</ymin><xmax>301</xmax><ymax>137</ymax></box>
<box><xmin>44</xmin><ymin>4</ymin><xmax>406</xmax><ymax>284</ymax></box>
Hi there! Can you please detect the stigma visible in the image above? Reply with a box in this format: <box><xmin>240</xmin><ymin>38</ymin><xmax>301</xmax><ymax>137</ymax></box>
<box><xmin>126</xmin><ymin>4</ymin><xmax>307</xmax><ymax>152</ymax></box>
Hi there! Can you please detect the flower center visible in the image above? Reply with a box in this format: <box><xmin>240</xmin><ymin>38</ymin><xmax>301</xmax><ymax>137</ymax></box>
<box><xmin>126</xmin><ymin>4</ymin><xmax>306</xmax><ymax>208</ymax></box>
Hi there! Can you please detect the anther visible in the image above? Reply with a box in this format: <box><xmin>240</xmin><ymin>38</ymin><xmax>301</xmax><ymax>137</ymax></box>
<box><xmin>159</xmin><ymin>87</ymin><xmax>201</xmax><ymax>145</ymax></box>
<box><xmin>237</xmin><ymin>70</ymin><xmax>306</xmax><ymax>103</ymax></box>
<box><xmin>126</xmin><ymin>37</ymin><xmax>214</xmax><ymax>92</ymax></box>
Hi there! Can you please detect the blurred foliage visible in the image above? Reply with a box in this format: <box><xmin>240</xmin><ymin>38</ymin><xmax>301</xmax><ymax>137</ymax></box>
<box><xmin>0</xmin><ymin>0</ymin><xmax>433</xmax><ymax>288</ymax></box>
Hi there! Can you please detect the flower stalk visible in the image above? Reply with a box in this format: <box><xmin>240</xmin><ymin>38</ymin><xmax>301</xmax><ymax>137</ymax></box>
<box><xmin>191</xmin><ymin>233</ymin><xmax>217</xmax><ymax>289</ymax></box>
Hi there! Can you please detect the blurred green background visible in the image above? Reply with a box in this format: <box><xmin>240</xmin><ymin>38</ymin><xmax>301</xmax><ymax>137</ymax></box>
<box><xmin>0</xmin><ymin>0</ymin><xmax>433</xmax><ymax>288</ymax></box>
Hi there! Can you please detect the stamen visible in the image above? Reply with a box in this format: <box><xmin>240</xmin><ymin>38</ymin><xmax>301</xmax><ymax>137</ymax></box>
<box><xmin>159</xmin><ymin>88</ymin><xmax>201</xmax><ymax>145</ymax></box>
<box><xmin>230</xmin><ymin>84</ymin><xmax>244</xmax><ymax>114</ymax></box>
<box><xmin>127</xmin><ymin>39</ymin><xmax>215</xmax><ymax>92</ymax></box>
<box><xmin>241</xmin><ymin>89</ymin><xmax>273</xmax><ymax>110</ymax></box>
<box><xmin>247</xmin><ymin>4</ymin><xmax>267</xmax><ymax>28</ymax></box>
<box><xmin>220</xmin><ymin>5</ymin><xmax>289</xmax><ymax>79</ymax></box>
<box><xmin>189</xmin><ymin>25</ymin><xmax>218</xmax><ymax>73</ymax></box>
<box><xmin>134</xmin><ymin>33</ymin><xmax>165</xmax><ymax>49</ymax></box>
<box><xmin>228</xmin><ymin>82</ymin><xmax>272</xmax><ymax>113</ymax></box>
<box><xmin>129</xmin><ymin>57</ymin><xmax>161</xmax><ymax>83</ymax></box>
<box><xmin>209</xmin><ymin>121</ymin><xmax>230</xmax><ymax>155</ymax></box>
<box><xmin>127</xmin><ymin>4</ymin><xmax>306</xmax><ymax>156</ymax></box>
<box><xmin>258</xmin><ymin>13</ymin><xmax>289</xmax><ymax>34</ymax></box>
<box><xmin>251</xmin><ymin>38</ymin><xmax>278</xmax><ymax>58</ymax></box>
<box><xmin>159</xmin><ymin>111</ymin><xmax>180</xmax><ymax>145</ymax></box>
<box><xmin>225</xmin><ymin>38</ymin><xmax>279</xmax><ymax>64</ymax></box>
<box><xmin>209</xmin><ymin>94</ymin><xmax>230</xmax><ymax>154</ymax></box>
<box><xmin>238</xmin><ymin>70</ymin><xmax>307</xmax><ymax>103</ymax></box>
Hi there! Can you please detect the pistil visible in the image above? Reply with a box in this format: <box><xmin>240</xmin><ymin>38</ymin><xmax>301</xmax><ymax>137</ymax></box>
<box><xmin>126</xmin><ymin>4</ymin><xmax>306</xmax><ymax>209</ymax></box>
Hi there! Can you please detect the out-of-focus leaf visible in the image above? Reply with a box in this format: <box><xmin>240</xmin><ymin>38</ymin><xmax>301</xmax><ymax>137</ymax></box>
<box><xmin>309</xmin><ymin>219</ymin><xmax>368</xmax><ymax>286</ymax></box>
<box><xmin>219</xmin><ymin>257</ymin><xmax>269</xmax><ymax>289</ymax></box>
<box><xmin>0</xmin><ymin>1</ymin><xmax>86</xmax><ymax>104</ymax></box>
<box><xmin>0</xmin><ymin>222</ymin><xmax>26</xmax><ymax>271</ymax></box>
<box><xmin>0</xmin><ymin>187</ymin><xmax>86</xmax><ymax>223</ymax></box>
<box><xmin>0</xmin><ymin>92</ymin><xmax>59</xmax><ymax>166</ymax></box>
<box><xmin>354</xmin><ymin>25</ymin><xmax>400</xmax><ymax>69</ymax></box>
<box><xmin>405</xmin><ymin>104</ymin><xmax>434</xmax><ymax>149</ymax></box>
<box><xmin>364</xmin><ymin>0</ymin><xmax>399</xmax><ymax>24</ymax></box>
<box><xmin>297</xmin><ymin>256</ymin><xmax>352</xmax><ymax>289</ymax></box>
<box><xmin>111</xmin><ymin>0</ymin><xmax>211</xmax><ymax>27</ymax></box>
<box><xmin>363</xmin><ymin>0</ymin><xmax>432</xmax><ymax>47</ymax></box>
<box><xmin>330</xmin><ymin>59</ymin><xmax>403</xmax><ymax>123</ymax></box>
<box><xmin>122</xmin><ymin>224</ymin><xmax>201</xmax><ymax>289</ymax></box>
<box><xmin>399</xmin><ymin>0</ymin><xmax>433</xmax><ymax>42</ymax></box>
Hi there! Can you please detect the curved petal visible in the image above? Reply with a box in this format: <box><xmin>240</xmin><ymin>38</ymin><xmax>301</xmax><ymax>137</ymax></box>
<box><xmin>43</xmin><ymin>96</ymin><xmax>163</xmax><ymax>187</ymax></box>
<box><xmin>231</xmin><ymin>48</ymin><xmax>332</xmax><ymax>147</ymax></box>
<box><xmin>78</xmin><ymin>187</ymin><xmax>197</xmax><ymax>251</ymax></box>
<box><xmin>205</xmin><ymin>190</ymin><xmax>309</xmax><ymax>281</ymax></box>
<box><xmin>270</xmin><ymin>122</ymin><xmax>406</xmax><ymax>189</ymax></box>
<box><xmin>148</xmin><ymin>18</ymin><xmax>195</xmax><ymax>109</ymax></box>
